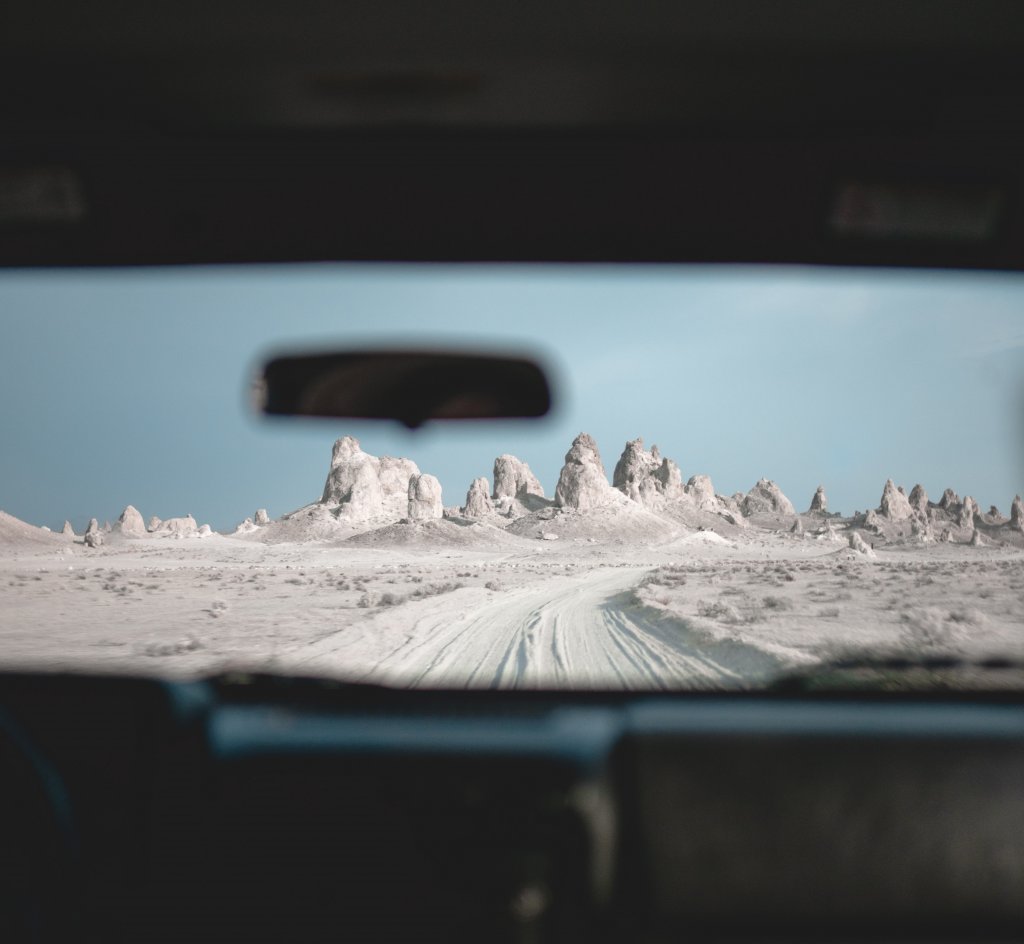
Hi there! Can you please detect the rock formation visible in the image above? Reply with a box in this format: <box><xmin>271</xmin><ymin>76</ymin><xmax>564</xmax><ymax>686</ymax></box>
<box><xmin>808</xmin><ymin>486</ymin><xmax>827</xmax><ymax>514</ymax></box>
<box><xmin>492</xmin><ymin>455</ymin><xmax>545</xmax><ymax>500</ymax></box>
<box><xmin>1011</xmin><ymin>495</ymin><xmax>1024</xmax><ymax>530</ymax></box>
<box><xmin>117</xmin><ymin>504</ymin><xmax>146</xmax><ymax>536</ymax></box>
<box><xmin>148</xmin><ymin>516</ymin><xmax>162</xmax><ymax>532</ymax></box>
<box><xmin>83</xmin><ymin>518</ymin><xmax>104</xmax><ymax>547</ymax></box>
<box><xmin>849</xmin><ymin>531</ymin><xmax>875</xmax><ymax>557</ymax></box>
<box><xmin>464</xmin><ymin>478</ymin><xmax>494</xmax><ymax>517</ymax></box>
<box><xmin>61</xmin><ymin>520</ymin><xmax>74</xmax><ymax>538</ymax></box>
<box><xmin>938</xmin><ymin>488</ymin><xmax>960</xmax><ymax>511</ymax></box>
<box><xmin>321</xmin><ymin>436</ymin><xmax>383</xmax><ymax>513</ymax></box>
<box><xmin>613</xmin><ymin>438</ymin><xmax>683</xmax><ymax>505</ymax></box>
<box><xmin>652</xmin><ymin>458</ymin><xmax>683</xmax><ymax>497</ymax></box>
<box><xmin>155</xmin><ymin>515</ymin><xmax>198</xmax><ymax>535</ymax></box>
<box><xmin>879</xmin><ymin>479</ymin><xmax>913</xmax><ymax>520</ymax></box>
<box><xmin>254</xmin><ymin>508</ymin><xmax>270</xmax><ymax>526</ymax></box>
<box><xmin>684</xmin><ymin>474</ymin><xmax>720</xmax><ymax>511</ymax></box>
<box><xmin>407</xmin><ymin>474</ymin><xmax>443</xmax><ymax>520</ymax></box>
<box><xmin>741</xmin><ymin>479</ymin><xmax>796</xmax><ymax>516</ymax></box>
<box><xmin>321</xmin><ymin>436</ymin><xmax>420</xmax><ymax>521</ymax></box>
<box><xmin>613</xmin><ymin>438</ymin><xmax>660</xmax><ymax>498</ymax></box>
<box><xmin>378</xmin><ymin>457</ymin><xmax>422</xmax><ymax>517</ymax></box>
<box><xmin>959</xmin><ymin>496</ymin><xmax>979</xmax><ymax>530</ymax></box>
<box><xmin>908</xmin><ymin>484</ymin><xmax>928</xmax><ymax>517</ymax></box>
<box><xmin>555</xmin><ymin>433</ymin><xmax>616</xmax><ymax>511</ymax></box>
<box><xmin>790</xmin><ymin>518</ymin><xmax>803</xmax><ymax>535</ymax></box>
<box><xmin>864</xmin><ymin>509</ymin><xmax>884</xmax><ymax>532</ymax></box>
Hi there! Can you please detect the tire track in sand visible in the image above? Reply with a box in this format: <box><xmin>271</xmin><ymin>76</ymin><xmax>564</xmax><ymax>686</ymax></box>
<box><xmin>289</xmin><ymin>566</ymin><xmax>782</xmax><ymax>689</ymax></box>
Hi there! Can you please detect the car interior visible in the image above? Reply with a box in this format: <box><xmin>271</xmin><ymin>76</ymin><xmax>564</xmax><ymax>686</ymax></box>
<box><xmin>2</xmin><ymin>2</ymin><xmax>1024</xmax><ymax>942</ymax></box>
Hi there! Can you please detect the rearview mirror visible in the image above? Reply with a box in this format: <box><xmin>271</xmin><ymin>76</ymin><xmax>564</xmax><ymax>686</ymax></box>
<box><xmin>258</xmin><ymin>349</ymin><xmax>552</xmax><ymax>429</ymax></box>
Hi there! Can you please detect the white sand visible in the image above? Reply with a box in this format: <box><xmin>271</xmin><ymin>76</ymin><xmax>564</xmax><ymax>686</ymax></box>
<box><xmin>2</xmin><ymin>514</ymin><xmax>1021</xmax><ymax>689</ymax></box>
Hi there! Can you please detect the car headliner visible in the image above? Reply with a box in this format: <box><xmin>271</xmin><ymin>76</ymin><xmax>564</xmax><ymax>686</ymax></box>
<box><xmin>2</xmin><ymin>1</ymin><xmax>1024</xmax><ymax>269</ymax></box>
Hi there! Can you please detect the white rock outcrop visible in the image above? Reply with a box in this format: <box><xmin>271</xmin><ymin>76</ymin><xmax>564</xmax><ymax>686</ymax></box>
<box><xmin>555</xmin><ymin>433</ymin><xmax>616</xmax><ymax>511</ymax></box>
<box><xmin>464</xmin><ymin>477</ymin><xmax>494</xmax><ymax>517</ymax></box>
<box><xmin>849</xmin><ymin>531</ymin><xmax>876</xmax><ymax>557</ymax></box>
<box><xmin>61</xmin><ymin>520</ymin><xmax>75</xmax><ymax>538</ymax></box>
<box><xmin>959</xmin><ymin>496</ymin><xmax>980</xmax><ymax>530</ymax></box>
<box><xmin>378</xmin><ymin>457</ymin><xmax>422</xmax><ymax>517</ymax></box>
<box><xmin>652</xmin><ymin>458</ymin><xmax>683</xmax><ymax>498</ymax></box>
<box><xmin>938</xmin><ymin>488</ymin><xmax>960</xmax><ymax>511</ymax></box>
<box><xmin>117</xmin><ymin>504</ymin><xmax>147</xmax><ymax>536</ymax></box>
<box><xmin>407</xmin><ymin>473</ymin><xmax>443</xmax><ymax>521</ymax></box>
<box><xmin>321</xmin><ymin>436</ymin><xmax>420</xmax><ymax>521</ymax></box>
<box><xmin>492</xmin><ymin>455</ymin><xmax>545</xmax><ymax>500</ymax></box>
<box><xmin>910</xmin><ymin>515</ymin><xmax>933</xmax><ymax>543</ymax></box>
<box><xmin>808</xmin><ymin>486</ymin><xmax>827</xmax><ymax>514</ymax></box>
<box><xmin>1011</xmin><ymin>495</ymin><xmax>1024</xmax><ymax>530</ymax></box>
<box><xmin>154</xmin><ymin>514</ymin><xmax>199</xmax><ymax>536</ymax></box>
<box><xmin>613</xmin><ymin>438</ymin><xmax>684</xmax><ymax>505</ymax></box>
<box><xmin>741</xmin><ymin>479</ymin><xmax>796</xmax><ymax>516</ymax></box>
<box><xmin>879</xmin><ymin>479</ymin><xmax>913</xmax><ymax>520</ymax></box>
<box><xmin>254</xmin><ymin>508</ymin><xmax>270</xmax><ymax>526</ymax></box>
<box><xmin>908</xmin><ymin>484</ymin><xmax>928</xmax><ymax>517</ymax></box>
<box><xmin>148</xmin><ymin>516</ymin><xmax>163</xmax><ymax>532</ymax></box>
<box><xmin>613</xmin><ymin>438</ymin><xmax>659</xmax><ymax>498</ymax></box>
<box><xmin>684</xmin><ymin>474</ymin><xmax>720</xmax><ymax>511</ymax></box>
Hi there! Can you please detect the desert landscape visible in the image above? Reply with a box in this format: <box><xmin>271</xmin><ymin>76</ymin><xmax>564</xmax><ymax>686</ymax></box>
<box><xmin>2</xmin><ymin>433</ymin><xmax>1023</xmax><ymax>689</ymax></box>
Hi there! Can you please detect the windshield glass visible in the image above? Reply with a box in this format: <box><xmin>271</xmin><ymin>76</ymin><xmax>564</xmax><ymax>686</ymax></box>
<box><xmin>1</xmin><ymin>264</ymin><xmax>1022</xmax><ymax>689</ymax></box>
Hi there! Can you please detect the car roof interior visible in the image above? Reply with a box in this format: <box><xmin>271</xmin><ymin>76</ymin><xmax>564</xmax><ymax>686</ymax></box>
<box><xmin>3</xmin><ymin>4</ymin><xmax>1024</xmax><ymax>944</ymax></box>
<box><xmin>3</xmin><ymin>0</ymin><xmax>1024</xmax><ymax>268</ymax></box>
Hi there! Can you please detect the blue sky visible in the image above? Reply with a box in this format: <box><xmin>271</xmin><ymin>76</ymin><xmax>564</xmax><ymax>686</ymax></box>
<box><xmin>1</xmin><ymin>264</ymin><xmax>1022</xmax><ymax>531</ymax></box>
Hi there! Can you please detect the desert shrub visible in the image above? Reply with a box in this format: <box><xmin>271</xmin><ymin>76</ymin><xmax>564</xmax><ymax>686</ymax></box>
<box><xmin>817</xmin><ymin>607</ymin><xmax>840</xmax><ymax>618</ymax></box>
<box><xmin>899</xmin><ymin>608</ymin><xmax>964</xmax><ymax>651</ymax></box>
<box><xmin>379</xmin><ymin>592</ymin><xmax>403</xmax><ymax>606</ymax></box>
<box><xmin>408</xmin><ymin>581</ymin><xmax>466</xmax><ymax>601</ymax></box>
<box><xmin>698</xmin><ymin>599</ymin><xmax>765</xmax><ymax>623</ymax></box>
<box><xmin>484</xmin><ymin>580</ymin><xmax>504</xmax><ymax>591</ymax></box>
<box><xmin>762</xmin><ymin>595</ymin><xmax>791</xmax><ymax>611</ymax></box>
<box><xmin>947</xmin><ymin>607</ymin><xmax>985</xmax><ymax>625</ymax></box>
<box><xmin>698</xmin><ymin>600</ymin><xmax>740</xmax><ymax>621</ymax></box>
<box><xmin>640</xmin><ymin>565</ymin><xmax>688</xmax><ymax>589</ymax></box>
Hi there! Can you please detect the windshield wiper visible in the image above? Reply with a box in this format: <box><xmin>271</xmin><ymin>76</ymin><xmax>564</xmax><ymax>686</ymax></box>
<box><xmin>770</xmin><ymin>656</ymin><xmax>1024</xmax><ymax>694</ymax></box>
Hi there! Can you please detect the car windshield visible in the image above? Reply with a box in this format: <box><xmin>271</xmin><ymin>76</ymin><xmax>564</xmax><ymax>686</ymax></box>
<box><xmin>1</xmin><ymin>264</ymin><xmax>1022</xmax><ymax>689</ymax></box>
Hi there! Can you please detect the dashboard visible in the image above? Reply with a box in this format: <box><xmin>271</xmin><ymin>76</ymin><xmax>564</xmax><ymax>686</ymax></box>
<box><xmin>1</xmin><ymin>672</ymin><xmax>1022</xmax><ymax>943</ymax></box>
